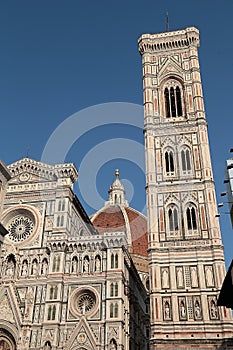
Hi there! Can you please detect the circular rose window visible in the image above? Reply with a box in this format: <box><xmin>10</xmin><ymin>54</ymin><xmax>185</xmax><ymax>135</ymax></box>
<box><xmin>77</xmin><ymin>290</ymin><xmax>96</xmax><ymax>314</ymax></box>
<box><xmin>1</xmin><ymin>207</ymin><xmax>38</xmax><ymax>244</ymax></box>
<box><xmin>8</xmin><ymin>216</ymin><xmax>34</xmax><ymax>242</ymax></box>
<box><xmin>70</xmin><ymin>287</ymin><xmax>98</xmax><ymax>318</ymax></box>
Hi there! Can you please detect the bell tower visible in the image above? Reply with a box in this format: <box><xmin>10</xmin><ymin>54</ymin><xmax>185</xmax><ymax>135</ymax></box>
<box><xmin>138</xmin><ymin>27</ymin><xmax>233</xmax><ymax>348</ymax></box>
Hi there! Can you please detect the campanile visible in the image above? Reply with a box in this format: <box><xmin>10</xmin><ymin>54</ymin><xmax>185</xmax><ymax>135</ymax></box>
<box><xmin>138</xmin><ymin>27</ymin><xmax>233</xmax><ymax>349</ymax></box>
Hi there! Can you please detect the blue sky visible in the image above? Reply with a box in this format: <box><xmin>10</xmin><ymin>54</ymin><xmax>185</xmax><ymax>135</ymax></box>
<box><xmin>1</xmin><ymin>1</ymin><xmax>233</xmax><ymax>266</ymax></box>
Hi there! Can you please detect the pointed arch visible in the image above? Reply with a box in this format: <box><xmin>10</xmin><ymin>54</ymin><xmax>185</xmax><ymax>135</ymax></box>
<box><xmin>164</xmin><ymin>148</ymin><xmax>175</xmax><ymax>176</ymax></box>
<box><xmin>186</xmin><ymin>203</ymin><xmax>197</xmax><ymax>232</ymax></box>
<box><xmin>162</xmin><ymin>78</ymin><xmax>184</xmax><ymax>118</ymax></box>
<box><xmin>168</xmin><ymin>206</ymin><xmax>179</xmax><ymax>232</ymax></box>
<box><xmin>180</xmin><ymin>146</ymin><xmax>192</xmax><ymax>174</ymax></box>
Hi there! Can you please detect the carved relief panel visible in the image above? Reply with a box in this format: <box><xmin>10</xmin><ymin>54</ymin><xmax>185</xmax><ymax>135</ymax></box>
<box><xmin>162</xmin><ymin>297</ymin><xmax>172</xmax><ymax>321</ymax></box>
<box><xmin>161</xmin><ymin>267</ymin><xmax>170</xmax><ymax>289</ymax></box>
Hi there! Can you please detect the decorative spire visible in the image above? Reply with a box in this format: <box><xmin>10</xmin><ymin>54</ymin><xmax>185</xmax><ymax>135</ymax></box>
<box><xmin>106</xmin><ymin>169</ymin><xmax>128</xmax><ymax>207</ymax></box>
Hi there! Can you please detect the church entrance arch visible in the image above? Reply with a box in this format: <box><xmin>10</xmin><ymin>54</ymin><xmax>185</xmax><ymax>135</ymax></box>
<box><xmin>0</xmin><ymin>329</ymin><xmax>16</xmax><ymax>350</ymax></box>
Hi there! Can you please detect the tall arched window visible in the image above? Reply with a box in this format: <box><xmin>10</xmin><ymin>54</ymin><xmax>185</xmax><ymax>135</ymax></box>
<box><xmin>60</xmin><ymin>215</ymin><xmax>64</xmax><ymax>226</ymax></box>
<box><xmin>48</xmin><ymin>305</ymin><xmax>53</xmax><ymax>320</ymax></box>
<box><xmin>176</xmin><ymin>86</ymin><xmax>182</xmax><ymax>116</ymax></box>
<box><xmin>186</xmin><ymin>206</ymin><xmax>197</xmax><ymax>230</ymax></box>
<box><xmin>52</xmin><ymin>255</ymin><xmax>60</xmax><ymax>272</ymax></box>
<box><xmin>110</xmin><ymin>283</ymin><xmax>114</xmax><ymax>297</ymax></box>
<box><xmin>168</xmin><ymin>207</ymin><xmax>178</xmax><ymax>231</ymax></box>
<box><xmin>111</xmin><ymin>253</ymin><xmax>118</xmax><ymax>269</ymax></box>
<box><xmin>110</xmin><ymin>303</ymin><xmax>114</xmax><ymax>318</ymax></box>
<box><xmin>165</xmin><ymin>150</ymin><xmax>174</xmax><ymax>174</ymax></box>
<box><xmin>48</xmin><ymin>305</ymin><xmax>56</xmax><ymax>320</ymax></box>
<box><xmin>50</xmin><ymin>286</ymin><xmax>58</xmax><ymax>300</ymax></box>
<box><xmin>181</xmin><ymin>148</ymin><xmax>191</xmax><ymax>172</ymax></box>
<box><xmin>114</xmin><ymin>303</ymin><xmax>118</xmax><ymax>317</ymax></box>
<box><xmin>110</xmin><ymin>282</ymin><xmax>118</xmax><ymax>297</ymax></box>
<box><xmin>164</xmin><ymin>88</ymin><xmax>170</xmax><ymax>118</ymax></box>
<box><xmin>170</xmin><ymin>87</ymin><xmax>176</xmax><ymax>117</ymax></box>
<box><xmin>164</xmin><ymin>84</ymin><xmax>183</xmax><ymax>118</ymax></box>
<box><xmin>58</xmin><ymin>200</ymin><xmax>62</xmax><ymax>211</ymax></box>
<box><xmin>52</xmin><ymin>305</ymin><xmax>56</xmax><ymax>320</ymax></box>
<box><xmin>115</xmin><ymin>283</ymin><xmax>118</xmax><ymax>296</ymax></box>
<box><xmin>115</xmin><ymin>254</ymin><xmax>118</xmax><ymax>268</ymax></box>
<box><xmin>58</xmin><ymin>200</ymin><xmax>65</xmax><ymax>211</ymax></box>
<box><xmin>111</xmin><ymin>254</ymin><xmax>114</xmax><ymax>268</ymax></box>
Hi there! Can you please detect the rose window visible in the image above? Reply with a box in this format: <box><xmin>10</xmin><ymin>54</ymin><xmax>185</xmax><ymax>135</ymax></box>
<box><xmin>8</xmin><ymin>216</ymin><xmax>34</xmax><ymax>242</ymax></box>
<box><xmin>77</xmin><ymin>290</ymin><xmax>96</xmax><ymax>314</ymax></box>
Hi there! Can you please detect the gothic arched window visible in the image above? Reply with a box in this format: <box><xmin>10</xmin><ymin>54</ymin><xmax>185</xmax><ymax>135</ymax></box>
<box><xmin>111</xmin><ymin>253</ymin><xmax>118</xmax><ymax>269</ymax></box>
<box><xmin>176</xmin><ymin>86</ymin><xmax>182</xmax><ymax>116</ymax></box>
<box><xmin>50</xmin><ymin>285</ymin><xmax>58</xmax><ymax>300</ymax></box>
<box><xmin>114</xmin><ymin>303</ymin><xmax>118</xmax><ymax>317</ymax></box>
<box><xmin>115</xmin><ymin>254</ymin><xmax>118</xmax><ymax>268</ymax></box>
<box><xmin>164</xmin><ymin>88</ymin><xmax>170</xmax><ymax>118</ymax></box>
<box><xmin>52</xmin><ymin>305</ymin><xmax>56</xmax><ymax>320</ymax></box>
<box><xmin>58</xmin><ymin>200</ymin><xmax>65</xmax><ymax>211</ymax></box>
<box><xmin>111</xmin><ymin>254</ymin><xmax>114</xmax><ymax>268</ymax></box>
<box><xmin>21</xmin><ymin>259</ymin><xmax>28</xmax><ymax>276</ymax></box>
<box><xmin>165</xmin><ymin>150</ymin><xmax>174</xmax><ymax>174</ymax></box>
<box><xmin>110</xmin><ymin>283</ymin><xmax>114</xmax><ymax>297</ymax></box>
<box><xmin>41</xmin><ymin>258</ymin><xmax>48</xmax><ymax>275</ymax></box>
<box><xmin>48</xmin><ymin>305</ymin><xmax>52</xmax><ymax>320</ymax></box>
<box><xmin>52</xmin><ymin>255</ymin><xmax>60</xmax><ymax>272</ymax></box>
<box><xmin>186</xmin><ymin>206</ymin><xmax>197</xmax><ymax>231</ymax></box>
<box><xmin>115</xmin><ymin>283</ymin><xmax>118</xmax><ymax>296</ymax></box>
<box><xmin>181</xmin><ymin>148</ymin><xmax>191</xmax><ymax>173</ymax></box>
<box><xmin>110</xmin><ymin>282</ymin><xmax>118</xmax><ymax>297</ymax></box>
<box><xmin>60</xmin><ymin>215</ymin><xmax>64</xmax><ymax>226</ymax></box>
<box><xmin>168</xmin><ymin>206</ymin><xmax>179</xmax><ymax>231</ymax></box>
<box><xmin>110</xmin><ymin>303</ymin><xmax>114</xmax><ymax>318</ymax></box>
<box><xmin>164</xmin><ymin>83</ymin><xmax>183</xmax><ymax>118</ymax></box>
<box><xmin>110</xmin><ymin>303</ymin><xmax>118</xmax><ymax>318</ymax></box>
<box><xmin>58</xmin><ymin>200</ymin><xmax>62</xmax><ymax>211</ymax></box>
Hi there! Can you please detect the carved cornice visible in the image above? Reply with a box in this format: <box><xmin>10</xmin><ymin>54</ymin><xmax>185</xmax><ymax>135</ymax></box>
<box><xmin>8</xmin><ymin>158</ymin><xmax>78</xmax><ymax>184</ymax></box>
<box><xmin>138</xmin><ymin>27</ymin><xmax>199</xmax><ymax>55</ymax></box>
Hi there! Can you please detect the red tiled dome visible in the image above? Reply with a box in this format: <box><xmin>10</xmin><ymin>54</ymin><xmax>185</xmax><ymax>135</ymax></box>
<box><xmin>91</xmin><ymin>170</ymin><xmax>148</xmax><ymax>258</ymax></box>
<box><xmin>91</xmin><ymin>204</ymin><xmax>148</xmax><ymax>257</ymax></box>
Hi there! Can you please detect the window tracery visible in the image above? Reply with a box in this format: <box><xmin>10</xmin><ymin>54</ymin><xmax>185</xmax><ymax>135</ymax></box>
<box><xmin>50</xmin><ymin>285</ymin><xmax>58</xmax><ymax>299</ymax></box>
<box><xmin>47</xmin><ymin>305</ymin><xmax>56</xmax><ymax>320</ymax></box>
<box><xmin>181</xmin><ymin>147</ymin><xmax>192</xmax><ymax>174</ymax></box>
<box><xmin>165</xmin><ymin>150</ymin><xmax>175</xmax><ymax>175</ymax></box>
<box><xmin>168</xmin><ymin>206</ymin><xmax>179</xmax><ymax>232</ymax></box>
<box><xmin>186</xmin><ymin>204</ymin><xmax>197</xmax><ymax>232</ymax></box>
<box><xmin>111</xmin><ymin>253</ymin><xmax>119</xmax><ymax>269</ymax></box>
<box><xmin>110</xmin><ymin>302</ymin><xmax>119</xmax><ymax>318</ymax></box>
<box><xmin>164</xmin><ymin>81</ymin><xmax>183</xmax><ymax>118</ymax></box>
<box><xmin>52</xmin><ymin>255</ymin><xmax>60</xmax><ymax>272</ymax></box>
<box><xmin>8</xmin><ymin>215</ymin><xmax>34</xmax><ymax>242</ymax></box>
<box><xmin>110</xmin><ymin>282</ymin><xmax>118</xmax><ymax>297</ymax></box>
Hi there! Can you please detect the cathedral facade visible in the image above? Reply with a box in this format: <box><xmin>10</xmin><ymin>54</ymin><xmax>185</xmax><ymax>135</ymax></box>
<box><xmin>0</xmin><ymin>26</ymin><xmax>233</xmax><ymax>350</ymax></box>
<box><xmin>0</xmin><ymin>160</ymin><xmax>148</xmax><ymax>349</ymax></box>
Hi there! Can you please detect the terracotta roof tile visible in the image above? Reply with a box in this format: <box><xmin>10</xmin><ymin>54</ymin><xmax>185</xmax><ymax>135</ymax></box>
<box><xmin>92</xmin><ymin>205</ymin><xmax>148</xmax><ymax>257</ymax></box>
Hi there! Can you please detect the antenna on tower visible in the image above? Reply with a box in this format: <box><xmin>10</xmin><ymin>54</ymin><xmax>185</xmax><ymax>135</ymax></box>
<box><xmin>166</xmin><ymin>12</ymin><xmax>169</xmax><ymax>32</ymax></box>
<box><xmin>26</xmin><ymin>145</ymin><xmax>30</xmax><ymax>158</ymax></box>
